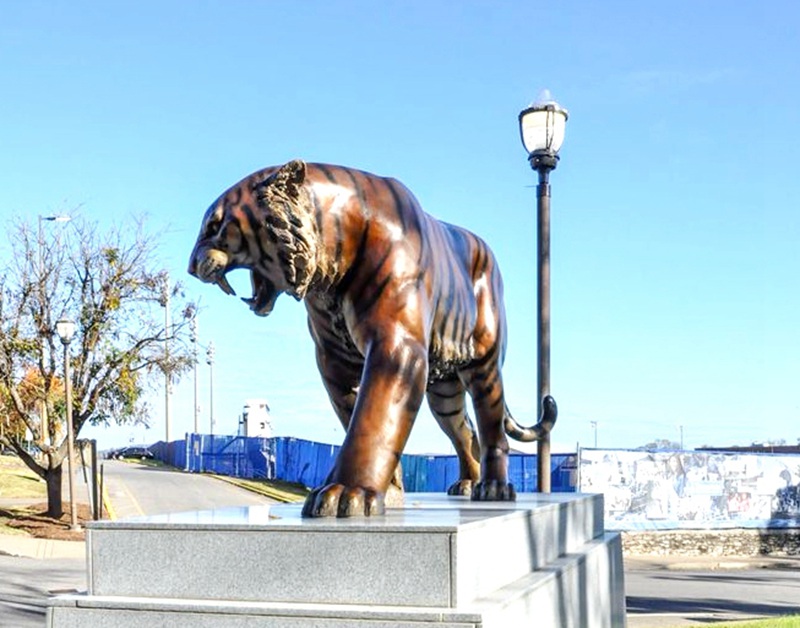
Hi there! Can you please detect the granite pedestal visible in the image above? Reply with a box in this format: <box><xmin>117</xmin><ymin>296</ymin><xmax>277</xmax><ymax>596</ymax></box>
<box><xmin>47</xmin><ymin>493</ymin><xmax>626</xmax><ymax>627</ymax></box>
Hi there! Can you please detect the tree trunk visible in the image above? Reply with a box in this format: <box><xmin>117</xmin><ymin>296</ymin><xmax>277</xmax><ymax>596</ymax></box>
<box><xmin>45</xmin><ymin>464</ymin><xmax>64</xmax><ymax>519</ymax></box>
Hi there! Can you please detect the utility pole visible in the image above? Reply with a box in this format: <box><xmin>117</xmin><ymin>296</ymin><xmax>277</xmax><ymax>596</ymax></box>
<box><xmin>190</xmin><ymin>316</ymin><xmax>199</xmax><ymax>434</ymax></box>
<box><xmin>206</xmin><ymin>342</ymin><xmax>215</xmax><ymax>435</ymax></box>
<box><xmin>160</xmin><ymin>275</ymin><xmax>172</xmax><ymax>443</ymax></box>
<box><xmin>590</xmin><ymin>421</ymin><xmax>598</xmax><ymax>448</ymax></box>
<box><xmin>37</xmin><ymin>214</ymin><xmax>71</xmax><ymax>448</ymax></box>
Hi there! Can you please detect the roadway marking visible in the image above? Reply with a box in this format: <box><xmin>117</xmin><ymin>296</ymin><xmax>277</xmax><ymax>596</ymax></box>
<box><xmin>103</xmin><ymin>474</ymin><xmax>145</xmax><ymax>519</ymax></box>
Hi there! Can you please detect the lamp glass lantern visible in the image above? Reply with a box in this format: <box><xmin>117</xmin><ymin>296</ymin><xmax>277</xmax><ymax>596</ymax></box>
<box><xmin>519</xmin><ymin>99</ymin><xmax>569</xmax><ymax>157</ymax></box>
<box><xmin>55</xmin><ymin>318</ymin><xmax>76</xmax><ymax>345</ymax></box>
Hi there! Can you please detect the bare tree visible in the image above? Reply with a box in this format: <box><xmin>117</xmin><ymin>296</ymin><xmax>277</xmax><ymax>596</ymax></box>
<box><xmin>637</xmin><ymin>438</ymin><xmax>682</xmax><ymax>451</ymax></box>
<box><xmin>0</xmin><ymin>215</ymin><xmax>194</xmax><ymax>518</ymax></box>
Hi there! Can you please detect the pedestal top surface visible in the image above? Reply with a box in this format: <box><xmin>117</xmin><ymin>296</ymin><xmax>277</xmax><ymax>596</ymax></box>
<box><xmin>90</xmin><ymin>492</ymin><xmax>591</xmax><ymax>533</ymax></box>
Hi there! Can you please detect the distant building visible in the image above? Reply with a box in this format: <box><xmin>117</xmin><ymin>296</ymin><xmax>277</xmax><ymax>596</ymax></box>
<box><xmin>238</xmin><ymin>399</ymin><xmax>272</xmax><ymax>438</ymax></box>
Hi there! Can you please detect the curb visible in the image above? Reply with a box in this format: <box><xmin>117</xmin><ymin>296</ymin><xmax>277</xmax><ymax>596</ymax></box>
<box><xmin>209</xmin><ymin>474</ymin><xmax>306</xmax><ymax>504</ymax></box>
<box><xmin>624</xmin><ymin>555</ymin><xmax>800</xmax><ymax>571</ymax></box>
<box><xmin>102</xmin><ymin>474</ymin><xmax>117</xmax><ymax>521</ymax></box>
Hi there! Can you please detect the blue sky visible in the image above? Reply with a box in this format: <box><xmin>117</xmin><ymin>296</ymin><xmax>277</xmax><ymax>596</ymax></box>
<box><xmin>1</xmin><ymin>1</ymin><xmax>797</xmax><ymax>453</ymax></box>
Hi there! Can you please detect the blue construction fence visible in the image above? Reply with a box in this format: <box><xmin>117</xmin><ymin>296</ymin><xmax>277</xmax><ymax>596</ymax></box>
<box><xmin>150</xmin><ymin>434</ymin><xmax>577</xmax><ymax>493</ymax></box>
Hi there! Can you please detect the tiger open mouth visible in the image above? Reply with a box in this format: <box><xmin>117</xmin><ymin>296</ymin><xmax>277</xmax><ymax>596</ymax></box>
<box><xmin>241</xmin><ymin>270</ymin><xmax>278</xmax><ymax>317</ymax></box>
<box><xmin>192</xmin><ymin>249</ymin><xmax>279</xmax><ymax>316</ymax></box>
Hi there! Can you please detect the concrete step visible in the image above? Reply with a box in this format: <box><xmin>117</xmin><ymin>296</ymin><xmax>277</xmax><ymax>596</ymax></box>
<box><xmin>50</xmin><ymin>534</ymin><xmax>625</xmax><ymax>627</ymax></box>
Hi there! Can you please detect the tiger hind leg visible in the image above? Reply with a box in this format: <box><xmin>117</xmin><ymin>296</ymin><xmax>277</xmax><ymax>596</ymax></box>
<box><xmin>426</xmin><ymin>379</ymin><xmax>481</xmax><ymax>496</ymax></box>
<box><xmin>462</xmin><ymin>366</ymin><xmax>515</xmax><ymax>502</ymax></box>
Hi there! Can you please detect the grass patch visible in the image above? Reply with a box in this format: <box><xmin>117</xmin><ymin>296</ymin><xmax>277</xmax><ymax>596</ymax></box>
<box><xmin>0</xmin><ymin>454</ymin><xmax>45</xmax><ymax>500</ymax></box>
<box><xmin>210</xmin><ymin>475</ymin><xmax>309</xmax><ymax>503</ymax></box>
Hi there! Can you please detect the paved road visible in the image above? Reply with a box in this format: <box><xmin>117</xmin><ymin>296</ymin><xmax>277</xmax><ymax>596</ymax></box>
<box><xmin>625</xmin><ymin>557</ymin><xmax>800</xmax><ymax>626</ymax></box>
<box><xmin>102</xmin><ymin>459</ymin><xmax>272</xmax><ymax>518</ymax></box>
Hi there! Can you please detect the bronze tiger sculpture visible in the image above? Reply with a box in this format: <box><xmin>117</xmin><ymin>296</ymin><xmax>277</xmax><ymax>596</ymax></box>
<box><xmin>188</xmin><ymin>160</ymin><xmax>557</xmax><ymax>517</ymax></box>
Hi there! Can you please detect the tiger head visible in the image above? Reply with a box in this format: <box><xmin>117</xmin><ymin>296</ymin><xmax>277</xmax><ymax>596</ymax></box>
<box><xmin>187</xmin><ymin>160</ymin><xmax>319</xmax><ymax>316</ymax></box>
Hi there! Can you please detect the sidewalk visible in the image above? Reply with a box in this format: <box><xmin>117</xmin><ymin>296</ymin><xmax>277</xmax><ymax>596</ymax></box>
<box><xmin>0</xmin><ymin>533</ymin><xmax>85</xmax><ymax>559</ymax></box>
<box><xmin>0</xmin><ymin>462</ymin><xmax>98</xmax><ymax>561</ymax></box>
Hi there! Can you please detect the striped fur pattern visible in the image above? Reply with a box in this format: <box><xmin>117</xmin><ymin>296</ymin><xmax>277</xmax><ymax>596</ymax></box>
<box><xmin>188</xmin><ymin>160</ymin><xmax>556</xmax><ymax>517</ymax></box>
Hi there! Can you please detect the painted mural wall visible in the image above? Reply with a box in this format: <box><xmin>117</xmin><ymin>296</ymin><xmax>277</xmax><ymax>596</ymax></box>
<box><xmin>579</xmin><ymin>449</ymin><xmax>800</xmax><ymax>530</ymax></box>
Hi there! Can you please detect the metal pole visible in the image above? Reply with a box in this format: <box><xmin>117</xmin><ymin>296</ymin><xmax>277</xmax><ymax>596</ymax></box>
<box><xmin>191</xmin><ymin>317</ymin><xmax>199</xmax><ymax>434</ymax></box>
<box><xmin>536</xmin><ymin>166</ymin><xmax>552</xmax><ymax>493</ymax></box>
<box><xmin>591</xmin><ymin>421</ymin><xmax>598</xmax><ymax>448</ymax></box>
<box><xmin>38</xmin><ymin>215</ymin><xmax>44</xmax><ymax>278</ymax></box>
<box><xmin>680</xmin><ymin>425</ymin><xmax>684</xmax><ymax>450</ymax></box>
<box><xmin>63</xmin><ymin>341</ymin><xmax>79</xmax><ymax>530</ymax></box>
<box><xmin>99</xmin><ymin>464</ymin><xmax>105</xmax><ymax>519</ymax></box>
<box><xmin>207</xmin><ymin>342</ymin><xmax>215</xmax><ymax>435</ymax></box>
<box><xmin>209</xmin><ymin>357</ymin><xmax>214</xmax><ymax>435</ymax></box>
<box><xmin>162</xmin><ymin>276</ymin><xmax>172</xmax><ymax>443</ymax></box>
<box><xmin>90</xmin><ymin>439</ymin><xmax>99</xmax><ymax>520</ymax></box>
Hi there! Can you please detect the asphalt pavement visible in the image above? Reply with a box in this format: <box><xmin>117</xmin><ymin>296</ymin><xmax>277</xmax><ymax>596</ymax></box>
<box><xmin>2</xmin><ymin>462</ymin><xmax>800</xmax><ymax>627</ymax></box>
<box><xmin>625</xmin><ymin>555</ymin><xmax>800</xmax><ymax>627</ymax></box>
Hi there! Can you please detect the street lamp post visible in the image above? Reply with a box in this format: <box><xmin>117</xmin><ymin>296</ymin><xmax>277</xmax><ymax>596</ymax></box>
<box><xmin>55</xmin><ymin>317</ymin><xmax>79</xmax><ymax>531</ymax></box>
<box><xmin>519</xmin><ymin>91</ymin><xmax>568</xmax><ymax>493</ymax></box>
<box><xmin>190</xmin><ymin>316</ymin><xmax>199</xmax><ymax>434</ymax></box>
<box><xmin>37</xmin><ymin>215</ymin><xmax>71</xmax><ymax>441</ymax></box>
<box><xmin>159</xmin><ymin>275</ymin><xmax>172</xmax><ymax>443</ymax></box>
<box><xmin>206</xmin><ymin>342</ymin><xmax>215</xmax><ymax>435</ymax></box>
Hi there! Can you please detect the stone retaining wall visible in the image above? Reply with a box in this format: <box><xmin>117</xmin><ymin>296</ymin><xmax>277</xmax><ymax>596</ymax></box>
<box><xmin>622</xmin><ymin>528</ymin><xmax>800</xmax><ymax>556</ymax></box>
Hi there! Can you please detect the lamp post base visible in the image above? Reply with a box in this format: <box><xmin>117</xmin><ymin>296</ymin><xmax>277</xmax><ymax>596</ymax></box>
<box><xmin>529</xmin><ymin>150</ymin><xmax>559</xmax><ymax>173</ymax></box>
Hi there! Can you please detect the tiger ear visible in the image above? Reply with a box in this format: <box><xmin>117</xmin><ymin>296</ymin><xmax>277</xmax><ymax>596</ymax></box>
<box><xmin>274</xmin><ymin>160</ymin><xmax>307</xmax><ymax>199</ymax></box>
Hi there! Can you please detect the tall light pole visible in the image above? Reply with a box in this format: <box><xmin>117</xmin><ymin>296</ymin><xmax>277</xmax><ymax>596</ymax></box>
<box><xmin>206</xmin><ymin>341</ymin><xmax>215</xmax><ymax>435</ymax></box>
<box><xmin>159</xmin><ymin>275</ymin><xmax>172</xmax><ymax>443</ymax></box>
<box><xmin>37</xmin><ymin>215</ymin><xmax>71</xmax><ymax>442</ymax></box>
<box><xmin>679</xmin><ymin>425</ymin><xmax>684</xmax><ymax>450</ymax></box>
<box><xmin>519</xmin><ymin>91</ymin><xmax>568</xmax><ymax>493</ymax></box>
<box><xmin>55</xmin><ymin>318</ymin><xmax>79</xmax><ymax>531</ymax></box>
<box><xmin>190</xmin><ymin>316</ymin><xmax>199</xmax><ymax>434</ymax></box>
<box><xmin>591</xmin><ymin>421</ymin><xmax>598</xmax><ymax>448</ymax></box>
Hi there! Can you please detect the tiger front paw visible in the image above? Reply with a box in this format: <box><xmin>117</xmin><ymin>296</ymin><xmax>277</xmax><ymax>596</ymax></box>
<box><xmin>301</xmin><ymin>483</ymin><xmax>386</xmax><ymax>518</ymax></box>
<box><xmin>471</xmin><ymin>480</ymin><xmax>516</xmax><ymax>502</ymax></box>
<box><xmin>447</xmin><ymin>479</ymin><xmax>475</xmax><ymax>496</ymax></box>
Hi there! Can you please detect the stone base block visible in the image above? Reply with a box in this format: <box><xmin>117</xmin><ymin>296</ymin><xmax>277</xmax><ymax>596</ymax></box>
<box><xmin>48</xmin><ymin>493</ymin><xmax>626</xmax><ymax>627</ymax></box>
